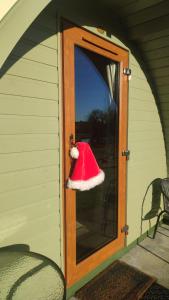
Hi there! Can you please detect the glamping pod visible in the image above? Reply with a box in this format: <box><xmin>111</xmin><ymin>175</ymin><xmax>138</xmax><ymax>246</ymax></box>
<box><xmin>0</xmin><ymin>0</ymin><xmax>168</xmax><ymax>297</ymax></box>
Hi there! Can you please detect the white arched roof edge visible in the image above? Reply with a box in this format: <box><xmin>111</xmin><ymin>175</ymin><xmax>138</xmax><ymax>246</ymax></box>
<box><xmin>0</xmin><ymin>0</ymin><xmax>53</xmax><ymax>68</ymax></box>
<box><xmin>0</xmin><ymin>0</ymin><xmax>18</xmax><ymax>22</ymax></box>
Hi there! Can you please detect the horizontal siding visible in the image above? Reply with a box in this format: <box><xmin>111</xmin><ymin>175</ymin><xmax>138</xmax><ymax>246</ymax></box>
<box><xmin>147</xmin><ymin>57</ymin><xmax>169</xmax><ymax>69</ymax></box>
<box><xmin>142</xmin><ymin>27</ymin><xmax>169</xmax><ymax>43</ymax></box>
<box><xmin>129</xmin><ymin>86</ymin><xmax>155</xmax><ymax>100</ymax></box>
<box><xmin>129</xmin><ymin>121</ymin><xmax>161</xmax><ymax>133</ymax></box>
<box><xmin>126</xmin><ymin>1</ymin><xmax>169</xmax><ymax>27</ymax></box>
<box><xmin>130</xmin><ymin>98</ymin><xmax>159</xmax><ymax>112</ymax></box>
<box><xmin>0</xmin><ymin>8</ymin><xmax>61</xmax><ymax>266</ymax></box>
<box><xmin>0</xmin><ymin>94</ymin><xmax>58</xmax><ymax>117</ymax></box>
<box><xmin>0</xmin><ymin>198</ymin><xmax>58</xmax><ymax>228</ymax></box>
<box><xmin>129</xmin><ymin>129</ymin><xmax>163</xmax><ymax>142</ymax></box>
<box><xmin>162</xmin><ymin>113</ymin><xmax>169</xmax><ymax>122</ymax></box>
<box><xmin>129</xmin><ymin>111</ymin><xmax>160</xmax><ymax>122</ymax></box>
<box><xmin>12</xmin><ymin>40</ymin><xmax>58</xmax><ymax>67</ymax></box>
<box><xmin>141</xmin><ymin>36</ymin><xmax>169</xmax><ymax>52</ymax></box>
<box><xmin>151</xmin><ymin>67</ymin><xmax>169</xmax><ymax>78</ymax></box>
<box><xmin>23</xmin><ymin>22</ymin><xmax>57</xmax><ymax>49</ymax></box>
<box><xmin>156</xmin><ymin>76</ymin><xmax>169</xmax><ymax>86</ymax></box>
<box><xmin>120</xmin><ymin>0</ymin><xmax>169</xmax><ymax>180</ymax></box>
<box><xmin>130</xmin><ymin>76</ymin><xmax>152</xmax><ymax>91</ymax></box>
<box><xmin>0</xmin><ymin>134</ymin><xmax>58</xmax><ymax>153</ymax></box>
<box><xmin>0</xmin><ymin>182</ymin><xmax>58</xmax><ymax>211</ymax></box>
<box><xmin>127</xmin><ymin>56</ymin><xmax>166</xmax><ymax>244</ymax></box>
<box><xmin>2</xmin><ymin>55</ymin><xmax>58</xmax><ymax>84</ymax></box>
<box><xmin>120</xmin><ymin>0</ymin><xmax>164</xmax><ymax>16</ymax></box>
<box><xmin>0</xmin><ymin>116</ymin><xmax>58</xmax><ymax>134</ymax></box>
<box><xmin>0</xmin><ymin>75</ymin><xmax>57</xmax><ymax>100</ymax></box>
<box><xmin>144</xmin><ymin>47</ymin><xmax>169</xmax><ymax>60</ymax></box>
<box><xmin>0</xmin><ymin>166</ymin><xmax>58</xmax><ymax>194</ymax></box>
<box><xmin>160</xmin><ymin>102</ymin><xmax>169</xmax><ymax>110</ymax></box>
<box><xmin>156</xmin><ymin>95</ymin><xmax>169</xmax><ymax>103</ymax></box>
<box><xmin>129</xmin><ymin>65</ymin><xmax>145</xmax><ymax>80</ymax></box>
<box><xmin>0</xmin><ymin>150</ymin><xmax>58</xmax><ymax>174</ymax></box>
<box><xmin>0</xmin><ymin>209</ymin><xmax>61</xmax><ymax>263</ymax></box>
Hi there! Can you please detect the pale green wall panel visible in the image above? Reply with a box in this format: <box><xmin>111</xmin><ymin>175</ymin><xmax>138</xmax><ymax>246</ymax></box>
<box><xmin>130</xmin><ymin>98</ymin><xmax>159</xmax><ymax>112</ymax></box>
<box><xmin>127</xmin><ymin>58</ymin><xmax>166</xmax><ymax>244</ymax></box>
<box><xmin>0</xmin><ymin>134</ymin><xmax>58</xmax><ymax>153</ymax></box>
<box><xmin>0</xmin><ymin>182</ymin><xmax>58</xmax><ymax>212</ymax></box>
<box><xmin>129</xmin><ymin>65</ymin><xmax>146</xmax><ymax>80</ymax></box>
<box><xmin>130</xmin><ymin>77</ymin><xmax>152</xmax><ymax>91</ymax></box>
<box><xmin>0</xmin><ymin>94</ymin><xmax>58</xmax><ymax>117</ymax></box>
<box><xmin>0</xmin><ymin>150</ymin><xmax>58</xmax><ymax>173</ymax></box>
<box><xmin>0</xmin><ymin>116</ymin><xmax>58</xmax><ymax>134</ymax></box>
<box><xmin>0</xmin><ymin>6</ymin><xmax>61</xmax><ymax>267</ymax></box>
<box><xmin>23</xmin><ymin>25</ymin><xmax>57</xmax><ymax>49</ymax></box>
<box><xmin>0</xmin><ymin>205</ymin><xmax>60</xmax><ymax>255</ymax></box>
<box><xmin>12</xmin><ymin>40</ymin><xmax>58</xmax><ymax>67</ymax></box>
<box><xmin>0</xmin><ymin>166</ymin><xmax>58</xmax><ymax>194</ymax></box>
<box><xmin>0</xmin><ymin>75</ymin><xmax>57</xmax><ymax>100</ymax></box>
<box><xmin>129</xmin><ymin>86</ymin><xmax>155</xmax><ymax>101</ymax></box>
<box><xmin>4</xmin><ymin>56</ymin><xmax>58</xmax><ymax>84</ymax></box>
<box><xmin>129</xmin><ymin>109</ymin><xmax>160</xmax><ymax>122</ymax></box>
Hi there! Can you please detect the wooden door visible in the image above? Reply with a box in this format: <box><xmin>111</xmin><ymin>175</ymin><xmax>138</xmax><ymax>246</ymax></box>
<box><xmin>62</xmin><ymin>22</ymin><xmax>129</xmax><ymax>287</ymax></box>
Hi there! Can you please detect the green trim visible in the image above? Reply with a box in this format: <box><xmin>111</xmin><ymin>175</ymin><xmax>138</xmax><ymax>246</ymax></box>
<box><xmin>66</xmin><ymin>244</ymin><xmax>135</xmax><ymax>299</ymax></box>
<box><xmin>66</xmin><ymin>226</ymin><xmax>156</xmax><ymax>299</ymax></box>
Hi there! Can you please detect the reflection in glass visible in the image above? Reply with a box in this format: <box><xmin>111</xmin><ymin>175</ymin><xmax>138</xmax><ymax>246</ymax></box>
<box><xmin>75</xmin><ymin>46</ymin><xmax>119</xmax><ymax>263</ymax></box>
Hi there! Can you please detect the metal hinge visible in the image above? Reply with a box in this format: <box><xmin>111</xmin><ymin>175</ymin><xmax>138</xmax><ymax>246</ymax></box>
<box><xmin>121</xmin><ymin>224</ymin><xmax>129</xmax><ymax>235</ymax></box>
<box><xmin>123</xmin><ymin>68</ymin><xmax>131</xmax><ymax>76</ymax></box>
<box><xmin>122</xmin><ymin>149</ymin><xmax>130</xmax><ymax>160</ymax></box>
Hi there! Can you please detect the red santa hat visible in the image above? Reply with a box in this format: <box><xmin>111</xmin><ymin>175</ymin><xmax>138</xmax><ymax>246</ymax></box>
<box><xmin>67</xmin><ymin>142</ymin><xmax>105</xmax><ymax>191</ymax></box>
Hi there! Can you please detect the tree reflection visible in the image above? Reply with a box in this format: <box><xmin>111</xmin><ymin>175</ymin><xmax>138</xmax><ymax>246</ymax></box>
<box><xmin>87</xmin><ymin>108</ymin><xmax>116</xmax><ymax>147</ymax></box>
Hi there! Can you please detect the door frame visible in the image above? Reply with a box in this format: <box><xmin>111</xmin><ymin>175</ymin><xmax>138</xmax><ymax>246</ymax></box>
<box><xmin>62</xmin><ymin>21</ymin><xmax>129</xmax><ymax>287</ymax></box>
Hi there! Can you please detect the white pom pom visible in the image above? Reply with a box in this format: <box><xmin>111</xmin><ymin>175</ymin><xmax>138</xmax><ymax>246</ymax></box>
<box><xmin>70</xmin><ymin>146</ymin><xmax>79</xmax><ymax>159</ymax></box>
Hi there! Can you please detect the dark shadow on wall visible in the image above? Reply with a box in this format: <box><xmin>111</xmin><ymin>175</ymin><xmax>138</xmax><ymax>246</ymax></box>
<box><xmin>0</xmin><ymin>0</ymin><xmax>166</xmax><ymax>169</ymax></box>
<box><xmin>0</xmin><ymin>0</ymin><xmax>163</xmax><ymax>127</ymax></box>
<box><xmin>140</xmin><ymin>178</ymin><xmax>162</xmax><ymax>237</ymax></box>
<box><xmin>1</xmin><ymin>1</ymin><xmax>166</xmax><ymax>171</ymax></box>
<box><xmin>0</xmin><ymin>0</ymin><xmax>60</xmax><ymax>78</ymax></box>
<box><xmin>0</xmin><ymin>0</ymin><xmax>158</xmax><ymax>91</ymax></box>
<box><xmin>0</xmin><ymin>244</ymin><xmax>30</xmax><ymax>252</ymax></box>
<box><xmin>0</xmin><ymin>245</ymin><xmax>66</xmax><ymax>300</ymax></box>
<box><xmin>6</xmin><ymin>260</ymin><xmax>50</xmax><ymax>300</ymax></box>
<box><xmin>0</xmin><ymin>0</ymin><xmax>164</xmax><ymax>141</ymax></box>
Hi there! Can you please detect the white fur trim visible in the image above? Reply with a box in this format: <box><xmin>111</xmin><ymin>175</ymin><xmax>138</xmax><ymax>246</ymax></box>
<box><xmin>67</xmin><ymin>170</ymin><xmax>105</xmax><ymax>191</ymax></box>
<box><xmin>70</xmin><ymin>146</ymin><xmax>79</xmax><ymax>159</ymax></box>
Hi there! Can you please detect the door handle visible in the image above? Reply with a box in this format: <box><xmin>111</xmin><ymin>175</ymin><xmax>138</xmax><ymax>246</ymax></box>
<box><xmin>70</xmin><ymin>134</ymin><xmax>74</xmax><ymax>146</ymax></box>
<box><xmin>69</xmin><ymin>134</ymin><xmax>77</xmax><ymax>147</ymax></box>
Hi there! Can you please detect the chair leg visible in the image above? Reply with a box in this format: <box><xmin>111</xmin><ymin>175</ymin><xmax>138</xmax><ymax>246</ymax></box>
<box><xmin>152</xmin><ymin>211</ymin><xmax>165</xmax><ymax>239</ymax></box>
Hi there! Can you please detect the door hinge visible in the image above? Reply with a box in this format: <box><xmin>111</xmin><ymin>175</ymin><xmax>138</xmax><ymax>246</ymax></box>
<box><xmin>122</xmin><ymin>149</ymin><xmax>130</xmax><ymax>160</ymax></box>
<box><xmin>123</xmin><ymin>68</ymin><xmax>131</xmax><ymax>76</ymax></box>
<box><xmin>123</xmin><ymin>68</ymin><xmax>131</xmax><ymax>80</ymax></box>
<box><xmin>121</xmin><ymin>224</ymin><xmax>129</xmax><ymax>235</ymax></box>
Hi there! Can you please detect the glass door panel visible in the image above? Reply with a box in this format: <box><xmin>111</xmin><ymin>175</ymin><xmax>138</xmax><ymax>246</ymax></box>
<box><xmin>75</xmin><ymin>46</ymin><xmax>119</xmax><ymax>263</ymax></box>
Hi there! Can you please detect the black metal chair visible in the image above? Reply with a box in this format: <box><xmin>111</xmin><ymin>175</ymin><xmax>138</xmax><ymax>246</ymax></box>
<box><xmin>153</xmin><ymin>178</ymin><xmax>169</xmax><ymax>239</ymax></box>
<box><xmin>0</xmin><ymin>249</ymin><xmax>66</xmax><ymax>300</ymax></box>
